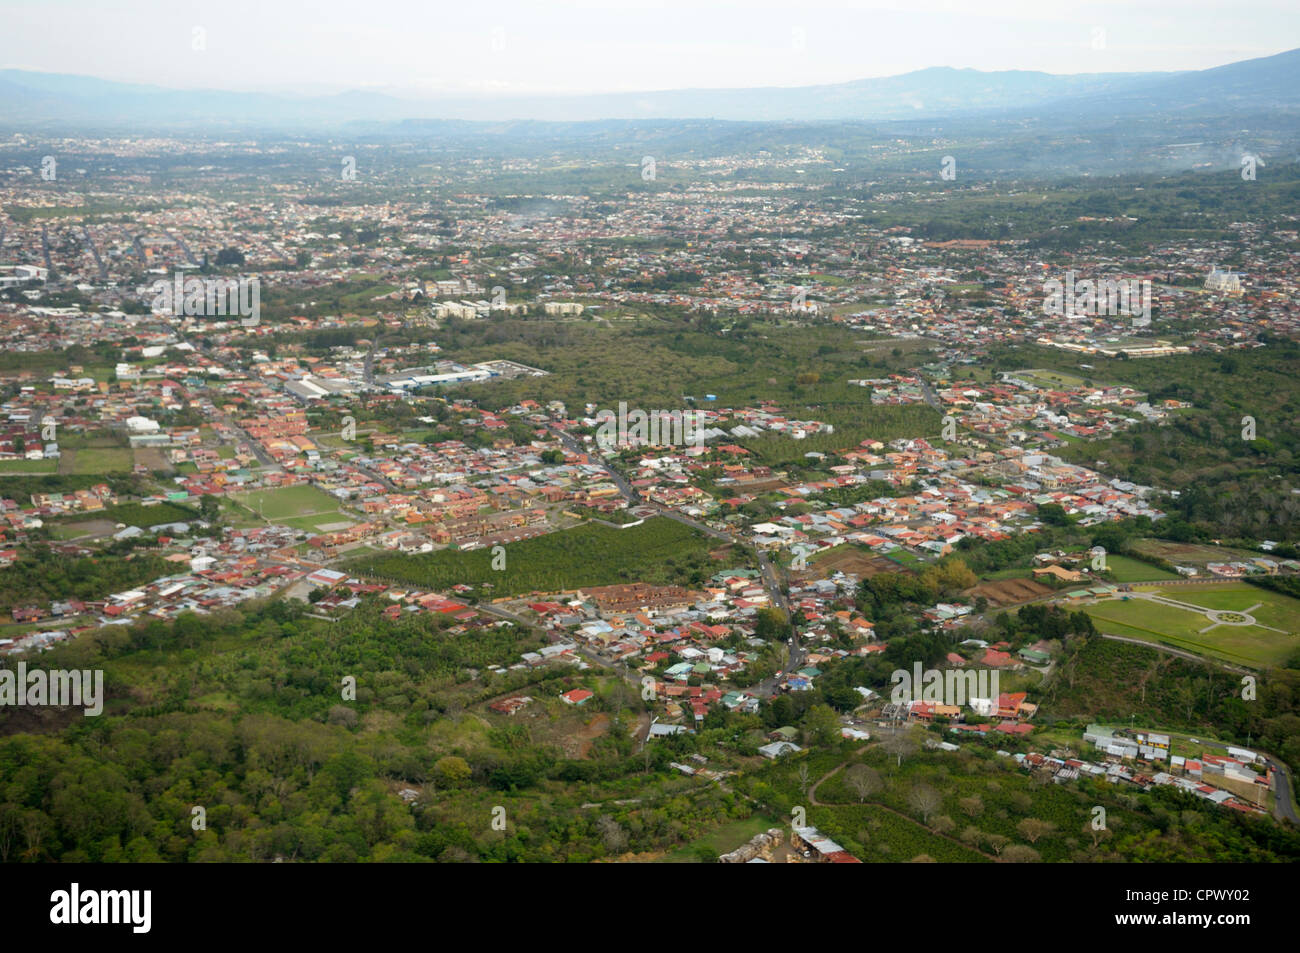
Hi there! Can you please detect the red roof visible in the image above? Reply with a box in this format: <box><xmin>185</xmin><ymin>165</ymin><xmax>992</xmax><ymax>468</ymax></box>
<box><xmin>981</xmin><ymin>648</ymin><xmax>1017</xmax><ymax>668</ymax></box>
<box><xmin>994</xmin><ymin>722</ymin><xmax>1033</xmax><ymax>735</ymax></box>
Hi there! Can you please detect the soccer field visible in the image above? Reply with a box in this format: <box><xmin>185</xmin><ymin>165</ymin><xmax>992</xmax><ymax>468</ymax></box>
<box><xmin>1083</xmin><ymin>583</ymin><xmax>1300</xmax><ymax>668</ymax></box>
<box><xmin>232</xmin><ymin>485</ymin><xmax>343</xmax><ymax>521</ymax></box>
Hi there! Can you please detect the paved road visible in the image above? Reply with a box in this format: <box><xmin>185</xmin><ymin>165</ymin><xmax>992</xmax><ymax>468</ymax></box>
<box><xmin>918</xmin><ymin>376</ymin><xmax>943</xmax><ymax>412</ymax></box>
<box><xmin>182</xmin><ymin>335</ymin><xmax>281</xmax><ymax>468</ymax></box>
<box><xmin>81</xmin><ymin>226</ymin><xmax>107</xmax><ymax>281</ymax></box>
<box><xmin>167</xmin><ymin>230</ymin><xmax>200</xmax><ymax>266</ymax></box>
<box><xmin>1268</xmin><ymin>757</ymin><xmax>1299</xmax><ymax>824</ymax></box>
<box><xmin>40</xmin><ymin>225</ymin><xmax>53</xmax><ymax>272</ymax></box>
<box><xmin>1097</xmin><ymin>632</ymin><xmax>1255</xmax><ymax>675</ymax></box>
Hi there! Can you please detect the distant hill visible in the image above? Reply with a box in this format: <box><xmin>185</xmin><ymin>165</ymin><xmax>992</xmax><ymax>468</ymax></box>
<box><xmin>2</xmin><ymin>48</ymin><xmax>1297</xmax><ymax>129</ymax></box>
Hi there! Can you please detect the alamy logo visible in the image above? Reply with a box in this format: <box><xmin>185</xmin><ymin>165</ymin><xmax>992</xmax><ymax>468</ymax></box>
<box><xmin>50</xmin><ymin>883</ymin><xmax>151</xmax><ymax>933</ymax></box>
<box><xmin>149</xmin><ymin>272</ymin><xmax>260</xmax><ymax>326</ymax></box>
<box><xmin>0</xmin><ymin>663</ymin><xmax>103</xmax><ymax>716</ymax></box>
<box><xmin>890</xmin><ymin>662</ymin><xmax>999</xmax><ymax>708</ymax></box>
<box><xmin>595</xmin><ymin>402</ymin><xmax>704</xmax><ymax>450</ymax></box>
<box><xmin>1043</xmin><ymin>270</ymin><xmax>1150</xmax><ymax>326</ymax></box>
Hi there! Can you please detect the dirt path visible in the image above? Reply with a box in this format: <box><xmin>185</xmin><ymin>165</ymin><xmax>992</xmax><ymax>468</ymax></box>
<box><xmin>570</xmin><ymin>712</ymin><xmax>609</xmax><ymax>758</ymax></box>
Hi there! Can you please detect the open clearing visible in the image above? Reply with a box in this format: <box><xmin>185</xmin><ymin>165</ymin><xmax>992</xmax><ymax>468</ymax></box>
<box><xmin>1130</xmin><ymin>537</ymin><xmax>1266</xmax><ymax>567</ymax></box>
<box><xmin>798</xmin><ymin>545</ymin><xmax>907</xmax><ymax>582</ymax></box>
<box><xmin>1103</xmin><ymin>554</ymin><xmax>1179</xmax><ymax>582</ymax></box>
<box><xmin>0</xmin><ymin>458</ymin><xmax>58</xmax><ymax>474</ymax></box>
<box><xmin>61</xmin><ymin>446</ymin><xmax>134</xmax><ymax>474</ymax></box>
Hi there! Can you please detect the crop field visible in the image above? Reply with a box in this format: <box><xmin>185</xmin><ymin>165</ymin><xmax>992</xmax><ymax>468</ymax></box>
<box><xmin>797</xmin><ymin>545</ymin><xmax>904</xmax><ymax>582</ymax></box>
<box><xmin>353</xmin><ymin>517</ymin><xmax>726</xmax><ymax>598</ymax></box>
<box><xmin>1129</xmin><ymin>538</ymin><xmax>1264</xmax><ymax>567</ymax></box>
<box><xmin>968</xmin><ymin>576</ymin><xmax>1054</xmax><ymax>608</ymax></box>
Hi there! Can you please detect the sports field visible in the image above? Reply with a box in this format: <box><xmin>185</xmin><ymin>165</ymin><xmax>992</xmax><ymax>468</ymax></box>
<box><xmin>231</xmin><ymin>485</ymin><xmax>344</xmax><ymax>529</ymax></box>
<box><xmin>1083</xmin><ymin>582</ymin><xmax>1299</xmax><ymax>668</ymax></box>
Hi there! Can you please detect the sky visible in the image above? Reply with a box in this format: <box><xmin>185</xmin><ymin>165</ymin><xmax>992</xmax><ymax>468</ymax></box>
<box><xmin>3</xmin><ymin>0</ymin><xmax>1298</xmax><ymax>97</ymax></box>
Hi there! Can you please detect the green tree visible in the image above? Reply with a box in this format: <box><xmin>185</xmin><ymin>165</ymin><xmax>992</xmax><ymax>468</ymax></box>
<box><xmin>435</xmin><ymin>756</ymin><xmax>472</xmax><ymax>786</ymax></box>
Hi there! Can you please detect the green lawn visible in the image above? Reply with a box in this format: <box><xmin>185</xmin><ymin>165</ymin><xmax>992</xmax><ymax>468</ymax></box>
<box><xmin>1010</xmin><ymin>367</ymin><xmax>1104</xmax><ymax>389</ymax></box>
<box><xmin>232</xmin><ymin>485</ymin><xmax>343</xmax><ymax>521</ymax></box>
<box><xmin>1084</xmin><ymin>584</ymin><xmax>1300</xmax><ymax>668</ymax></box>
<box><xmin>0</xmin><ymin>458</ymin><xmax>59</xmax><ymax>474</ymax></box>
<box><xmin>886</xmin><ymin>550</ymin><xmax>927</xmax><ymax>569</ymax></box>
<box><xmin>68</xmin><ymin>447</ymin><xmax>135</xmax><ymax>474</ymax></box>
<box><xmin>1103</xmin><ymin>555</ymin><xmax>1178</xmax><ymax>582</ymax></box>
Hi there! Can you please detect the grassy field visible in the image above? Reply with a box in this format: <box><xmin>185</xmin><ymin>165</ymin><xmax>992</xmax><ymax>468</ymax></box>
<box><xmin>1103</xmin><ymin>554</ymin><xmax>1179</xmax><ymax>582</ymax></box>
<box><xmin>65</xmin><ymin>447</ymin><xmax>135</xmax><ymax>474</ymax></box>
<box><xmin>1010</xmin><ymin>368</ymin><xmax>1092</xmax><ymax>389</ymax></box>
<box><xmin>885</xmin><ymin>549</ymin><xmax>928</xmax><ymax>569</ymax></box>
<box><xmin>662</xmin><ymin>814</ymin><xmax>781</xmax><ymax>862</ymax></box>
<box><xmin>278</xmin><ymin>514</ymin><xmax>355</xmax><ymax>532</ymax></box>
<box><xmin>232</xmin><ymin>485</ymin><xmax>343</xmax><ymax>522</ymax></box>
<box><xmin>1083</xmin><ymin>583</ymin><xmax>1299</xmax><ymax>668</ymax></box>
<box><xmin>95</xmin><ymin>501</ymin><xmax>198</xmax><ymax>528</ymax></box>
<box><xmin>0</xmin><ymin>458</ymin><xmax>59</xmax><ymax>474</ymax></box>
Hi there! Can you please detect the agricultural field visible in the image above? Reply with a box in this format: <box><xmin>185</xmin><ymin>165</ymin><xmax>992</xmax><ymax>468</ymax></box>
<box><xmin>353</xmin><ymin>517</ymin><xmax>730</xmax><ymax>598</ymax></box>
<box><xmin>1082</xmin><ymin>583</ymin><xmax>1300</xmax><ymax>668</ymax></box>
<box><xmin>794</xmin><ymin>544</ymin><xmax>903</xmax><ymax>582</ymax></box>
<box><xmin>1130</xmin><ymin>537</ymin><xmax>1269</xmax><ymax>568</ymax></box>
<box><xmin>968</xmin><ymin>576</ymin><xmax>1054</xmax><ymax>608</ymax></box>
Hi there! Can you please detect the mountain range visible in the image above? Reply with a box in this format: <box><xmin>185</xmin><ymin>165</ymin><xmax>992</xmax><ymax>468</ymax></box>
<box><xmin>2</xmin><ymin>48</ymin><xmax>1298</xmax><ymax>130</ymax></box>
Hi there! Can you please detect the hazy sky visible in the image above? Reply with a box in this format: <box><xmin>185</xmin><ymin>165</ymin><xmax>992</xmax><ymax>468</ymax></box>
<box><xmin>4</xmin><ymin>0</ymin><xmax>1298</xmax><ymax>96</ymax></box>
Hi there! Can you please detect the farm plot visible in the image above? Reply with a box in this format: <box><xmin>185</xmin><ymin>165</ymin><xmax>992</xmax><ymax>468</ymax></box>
<box><xmin>967</xmin><ymin>577</ymin><xmax>1054</xmax><ymax>608</ymax></box>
